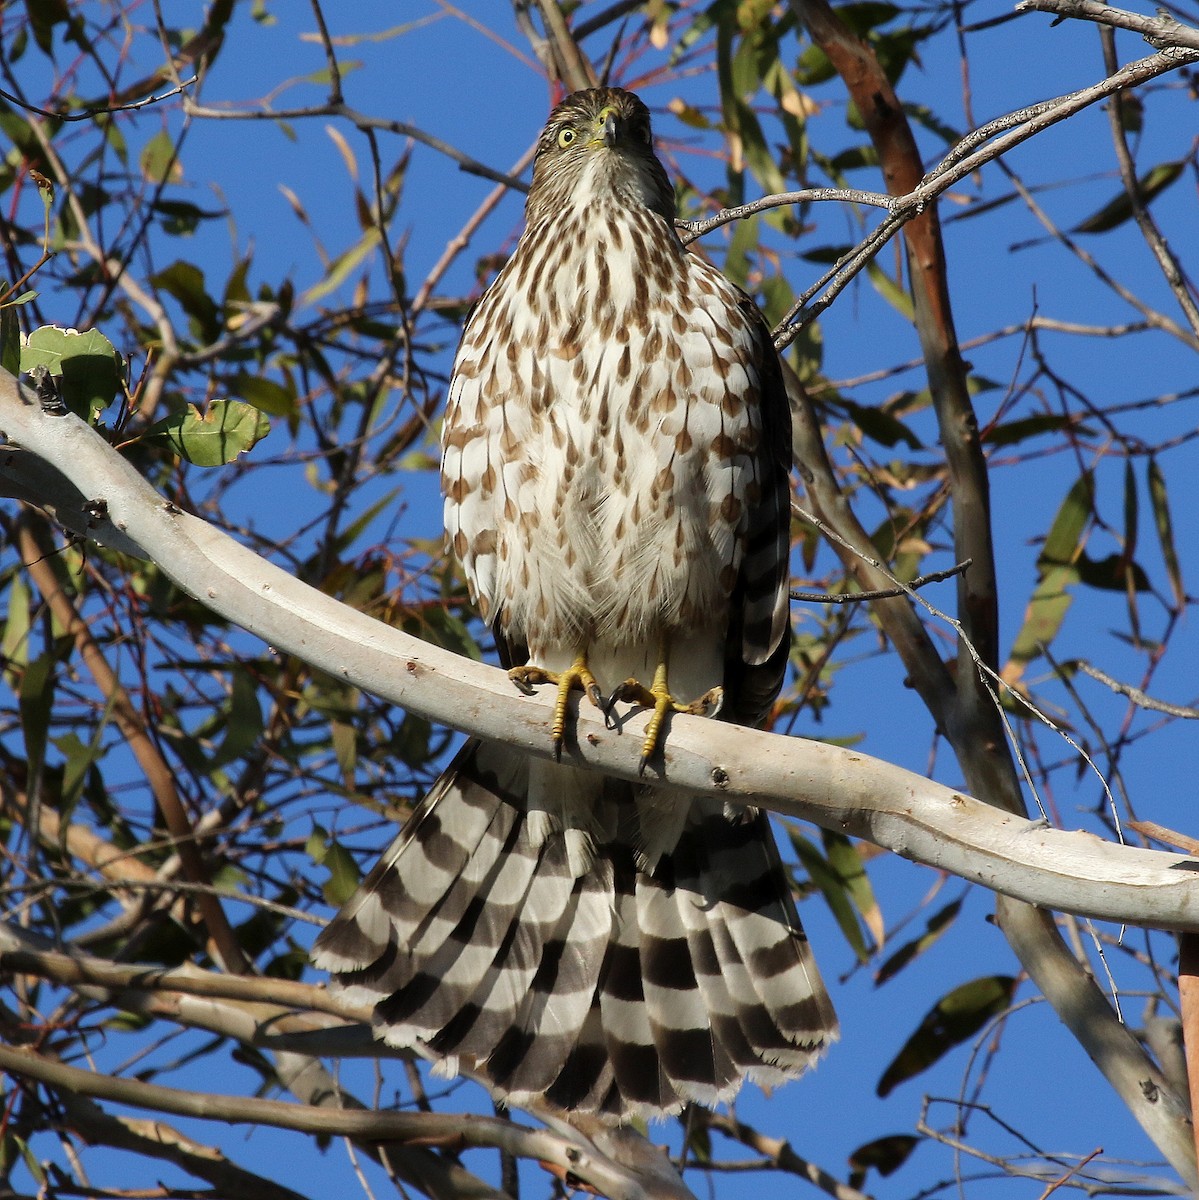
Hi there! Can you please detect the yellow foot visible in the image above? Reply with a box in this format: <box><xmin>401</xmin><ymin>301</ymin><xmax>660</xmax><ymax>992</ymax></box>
<box><xmin>606</xmin><ymin>658</ymin><xmax>723</xmax><ymax>774</ymax></box>
<box><xmin>509</xmin><ymin>654</ymin><xmax>603</xmax><ymax>760</ymax></box>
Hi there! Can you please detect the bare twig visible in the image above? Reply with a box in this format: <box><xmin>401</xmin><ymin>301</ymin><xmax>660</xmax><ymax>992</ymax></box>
<box><xmin>15</xmin><ymin>516</ymin><xmax>250</xmax><ymax>974</ymax></box>
<box><xmin>0</xmin><ymin>76</ymin><xmax>198</xmax><ymax>120</ymax></box>
<box><xmin>183</xmin><ymin>98</ymin><xmax>530</xmax><ymax>192</ymax></box>
<box><xmin>790</xmin><ymin>560</ymin><xmax>972</xmax><ymax>605</ymax></box>
<box><xmin>769</xmin><ymin>42</ymin><xmax>1199</xmax><ymax>350</ymax></box>
<box><xmin>1077</xmin><ymin>661</ymin><xmax>1199</xmax><ymax>718</ymax></box>
<box><xmin>0</xmin><ymin>1042</ymin><xmax>665</xmax><ymax>1200</ymax></box>
<box><xmin>1099</xmin><ymin>27</ymin><xmax>1199</xmax><ymax>337</ymax></box>
<box><xmin>699</xmin><ymin>1112</ymin><xmax>873</xmax><ymax>1200</ymax></box>
<box><xmin>678</xmin><ymin>188</ymin><xmax>894</xmax><ymax>241</ymax></box>
<box><xmin>1015</xmin><ymin>0</ymin><xmax>1199</xmax><ymax>52</ymax></box>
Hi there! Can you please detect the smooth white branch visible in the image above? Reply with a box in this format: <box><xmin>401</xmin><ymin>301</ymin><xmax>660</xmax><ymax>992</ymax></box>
<box><xmin>4</xmin><ymin>371</ymin><xmax>1199</xmax><ymax>933</ymax></box>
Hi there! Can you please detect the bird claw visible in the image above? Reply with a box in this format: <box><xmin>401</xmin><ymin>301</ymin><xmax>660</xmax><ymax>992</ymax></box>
<box><xmin>508</xmin><ymin>656</ymin><xmax>603</xmax><ymax>759</ymax></box>
<box><xmin>606</xmin><ymin>674</ymin><xmax>725</xmax><ymax>775</ymax></box>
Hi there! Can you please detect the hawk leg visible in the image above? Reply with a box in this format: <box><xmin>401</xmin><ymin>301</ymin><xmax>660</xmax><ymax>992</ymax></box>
<box><xmin>607</xmin><ymin>639</ymin><xmax>724</xmax><ymax>774</ymax></box>
<box><xmin>509</xmin><ymin>652</ymin><xmax>603</xmax><ymax>760</ymax></box>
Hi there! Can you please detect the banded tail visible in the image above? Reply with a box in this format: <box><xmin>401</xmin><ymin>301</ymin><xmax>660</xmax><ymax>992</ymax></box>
<box><xmin>313</xmin><ymin>739</ymin><xmax>836</xmax><ymax>1120</ymax></box>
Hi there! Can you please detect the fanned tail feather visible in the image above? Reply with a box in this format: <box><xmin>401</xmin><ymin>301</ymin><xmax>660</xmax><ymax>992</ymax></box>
<box><xmin>312</xmin><ymin>738</ymin><xmax>837</xmax><ymax>1120</ymax></box>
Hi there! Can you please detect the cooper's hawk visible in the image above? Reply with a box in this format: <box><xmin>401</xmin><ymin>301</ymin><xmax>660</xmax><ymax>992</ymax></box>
<box><xmin>314</xmin><ymin>86</ymin><xmax>837</xmax><ymax>1120</ymax></box>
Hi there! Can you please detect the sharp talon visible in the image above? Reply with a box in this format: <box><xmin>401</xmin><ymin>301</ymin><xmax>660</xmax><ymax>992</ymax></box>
<box><xmin>509</xmin><ymin>665</ymin><xmax>550</xmax><ymax>695</ymax></box>
<box><xmin>619</xmin><ymin>642</ymin><xmax>724</xmax><ymax>768</ymax></box>
<box><xmin>686</xmin><ymin>686</ymin><xmax>724</xmax><ymax>719</ymax></box>
<box><xmin>513</xmin><ymin>652</ymin><xmax>600</xmax><ymax>754</ymax></box>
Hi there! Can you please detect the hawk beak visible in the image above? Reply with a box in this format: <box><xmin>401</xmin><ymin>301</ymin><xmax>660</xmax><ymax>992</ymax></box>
<box><xmin>596</xmin><ymin>108</ymin><xmax>619</xmax><ymax>148</ymax></box>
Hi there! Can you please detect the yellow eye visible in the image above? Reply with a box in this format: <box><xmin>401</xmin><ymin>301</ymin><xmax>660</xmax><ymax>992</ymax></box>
<box><xmin>557</xmin><ymin>127</ymin><xmax>577</xmax><ymax>148</ymax></box>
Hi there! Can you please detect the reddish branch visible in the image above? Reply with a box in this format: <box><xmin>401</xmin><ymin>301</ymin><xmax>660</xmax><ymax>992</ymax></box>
<box><xmin>787</xmin><ymin>0</ymin><xmax>1197</xmax><ymax>1181</ymax></box>
<box><xmin>15</xmin><ymin>515</ymin><xmax>250</xmax><ymax>974</ymax></box>
<box><xmin>790</xmin><ymin>0</ymin><xmax>1003</xmax><ymax>753</ymax></box>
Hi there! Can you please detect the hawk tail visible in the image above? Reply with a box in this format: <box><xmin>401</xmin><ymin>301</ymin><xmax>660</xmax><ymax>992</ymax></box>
<box><xmin>312</xmin><ymin>739</ymin><xmax>837</xmax><ymax>1120</ymax></box>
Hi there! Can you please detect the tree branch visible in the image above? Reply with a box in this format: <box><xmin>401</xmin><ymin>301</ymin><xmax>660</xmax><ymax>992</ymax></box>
<box><xmin>4</xmin><ymin>372</ymin><xmax>1199</xmax><ymax>935</ymax></box>
<box><xmin>785</xmin><ymin>1</ymin><xmax>1197</xmax><ymax>1178</ymax></box>
<box><xmin>1015</xmin><ymin>0</ymin><xmax>1199</xmax><ymax>52</ymax></box>
<box><xmin>0</xmin><ymin>1041</ymin><xmax>669</xmax><ymax>1200</ymax></box>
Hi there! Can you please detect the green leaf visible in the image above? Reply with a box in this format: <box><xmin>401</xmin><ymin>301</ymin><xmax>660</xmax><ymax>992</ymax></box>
<box><xmin>1148</xmin><ymin>457</ymin><xmax>1185</xmax><ymax>609</ymax></box>
<box><xmin>877</xmin><ymin>975</ymin><xmax>1016</xmax><ymax>1096</ymax></box>
<box><xmin>1</xmin><ymin>570</ymin><xmax>32</xmax><ymax>686</ymax></box>
<box><xmin>139</xmin><ymin>129</ymin><xmax>183</xmax><ymax>184</ymax></box>
<box><xmin>19</xmin><ymin>653</ymin><xmax>55</xmax><ymax>778</ymax></box>
<box><xmin>834</xmin><ymin>398</ymin><xmax>923</xmax><ymax>450</ymax></box>
<box><xmin>0</xmin><ymin>293</ymin><xmax>21</xmax><ymax>376</ymax></box>
<box><xmin>1039</xmin><ymin>471</ymin><xmax>1093</xmax><ymax>567</ymax></box>
<box><xmin>230</xmin><ymin>371</ymin><xmax>296</xmax><ymax>417</ymax></box>
<box><xmin>1073</xmin><ymin>160</ymin><xmax>1185</xmax><ymax>234</ymax></box>
<box><xmin>151</xmin><ymin>260</ymin><xmax>222</xmax><ymax>342</ymax></box>
<box><xmin>20</xmin><ymin>325</ymin><xmax>122</xmax><ymax>420</ymax></box>
<box><xmin>321</xmin><ymin>840</ymin><xmax>361</xmax><ymax>907</ymax></box>
<box><xmin>866</xmin><ymin>261</ymin><xmax>914</xmax><ymax>321</ymax></box>
<box><xmin>823</xmin><ymin>830</ymin><xmax>882</xmax><ymax>947</ymax></box>
<box><xmin>800</xmin><ymin>242</ymin><xmax>855</xmax><ymax>265</ymax></box>
<box><xmin>875</xmin><ymin>897</ymin><xmax>962</xmax><ymax>985</ymax></box>
<box><xmin>210</xmin><ymin>671</ymin><xmax>264</xmax><ymax>769</ymax></box>
<box><xmin>1007</xmin><ymin>563</ymin><xmax>1078</xmax><ymax>667</ymax></box>
<box><xmin>151</xmin><ymin>198</ymin><xmax>226</xmax><ymax>236</ymax></box>
<box><xmin>788</xmin><ymin>825</ymin><xmax>870</xmax><ymax>962</ymax></box>
<box><xmin>1122</xmin><ymin>456</ymin><xmax>1138</xmax><ymax>566</ymax></box>
<box><xmin>331</xmin><ymin>718</ymin><xmax>358</xmax><ymax>774</ymax></box>
<box><xmin>52</xmin><ymin>730</ymin><xmax>105</xmax><ymax>808</ymax></box>
<box><xmin>303</xmin><ymin>227</ymin><xmax>382</xmax><ymax>305</ymax></box>
<box><xmin>145</xmin><ymin>399</ymin><xmax>270</xmax><ymax>466</ymax></box>
<box><xmin>28</xmin><ymin>0</ymin><xmax>71</xmax><ymax>55</ymax></box>
<box><xmin>306</xmin><ymin>826</ymin><xmax>329</xmax><ymax>865</ymax></box>
<box><xmin>1077</xmin><ymin>552</ymin><xmax>1150</xmax><ymax>593</ymax></box>
<box><xmin>848</xmin><ymin>1134</ymin><xmax>919</xmax><ymax>1179</ymax></box>
<box><xmin>982</xmin><ymin>413</ymin><xmax>1093</xmax><ymax>447</ymax></box>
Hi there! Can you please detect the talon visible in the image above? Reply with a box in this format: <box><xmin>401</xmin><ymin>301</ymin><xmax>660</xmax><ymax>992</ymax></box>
<box><xmin>686</xmin><ymin>686</ymin><xmax>724</xmax><ymax>720</ymax></box>
<box><xmin>611</xmin><ymin>641</ymin><xmax>724</xmax><ymax>774</ymax></box>
<box><xmin>508</xmin><ymin>664</ymin><xmax>552</xmax><ymax>696</ymax></box>
<box><xmin>508</xmin><ymin>653</ymin><xmax>602</xmax><ymax>757</ymax></box>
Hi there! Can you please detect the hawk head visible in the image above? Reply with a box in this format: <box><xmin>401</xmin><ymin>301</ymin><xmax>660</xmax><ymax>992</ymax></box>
<box><xmin>527</xmin><ymin>87</ymin><xmax>675</xmax><ymax>224</ymax></box>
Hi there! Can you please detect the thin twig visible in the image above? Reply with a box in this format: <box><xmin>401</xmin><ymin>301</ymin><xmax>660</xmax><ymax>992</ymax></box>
<box><xmin>1099</xmin><ymin>27</ymin><xmax>1199</xmax><ymax>337</ymax></box>
<box><xmin>678</xmin><ymin>188</ymin><xmax>895</xmax><ymax>241</ymax></box>
<box><xmin>1016</xmin><ymin>0</ymin><xmax>1199</xmax><ymax>51</ymax></box>
<box><xmin>790</xmin><ymin>559</ymin><xmax>972</xmax><ymax>605</ymax></box>
<box><xmin>0</xmin><ymin>76</ymin><xmax>197</xmax><ymax>121</ymax></box>
<box><xmin>698</xmin><ymin>1112</ymin><xmax>873</xmax><ymax>1200</ymax></box>
<box><xmin>770</xmin><ymin>43</ymin><xmax>1199</xmax><ymax>350</ymax></box>
<box><xmin>0</xmin><ymin>1042</ymin><xmax>658</xmax><ymax>1200</ymax></box>
<box><xmin>1076</xmin><ymin>662</ymin><xmax>1199</xmax><ymax>718</ymax></box>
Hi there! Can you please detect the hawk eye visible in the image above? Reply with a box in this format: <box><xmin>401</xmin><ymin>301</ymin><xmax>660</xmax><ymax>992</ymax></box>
<box><xmin>557</xmin><ymin>127</ymin><xmax>577</xmax><ymax>148</ymax></box>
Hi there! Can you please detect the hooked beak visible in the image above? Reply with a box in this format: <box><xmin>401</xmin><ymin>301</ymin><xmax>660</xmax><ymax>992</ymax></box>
<box><xmin>593</xmin><ymin>107</ymin><xmax>619</xmax><ymax>149</ymax></box>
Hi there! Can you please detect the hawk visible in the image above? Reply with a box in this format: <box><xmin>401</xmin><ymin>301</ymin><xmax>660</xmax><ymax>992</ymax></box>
<box><xmin>313</xmin><ymin>86</ymin><xmax>837</xmax><ymax>1120</ymax></box>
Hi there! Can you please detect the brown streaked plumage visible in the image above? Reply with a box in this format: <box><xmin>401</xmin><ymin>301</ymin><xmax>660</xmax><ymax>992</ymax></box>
<box><xmin>313</xmin><ymin>86</ymin><xmax>837</xmax><ymax>1120</ymax></box>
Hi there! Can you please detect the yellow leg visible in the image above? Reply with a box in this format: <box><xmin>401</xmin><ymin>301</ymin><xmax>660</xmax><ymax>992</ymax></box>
<box><xmin>509</xmin><ymin>652</ymin><xmax>603</xmax><ymax>759</ymax></box>
<box><xmin>606</xmin><ymin>639</ymin><xmax>724</xmax><ymax>773</ymax></box>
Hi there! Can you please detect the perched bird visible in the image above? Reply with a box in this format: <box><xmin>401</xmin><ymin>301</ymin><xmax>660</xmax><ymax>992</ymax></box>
<box><xmin>313</xmin><ymin>86</ymin><xmax>837</xmax><ymax>1120</ymax></box>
